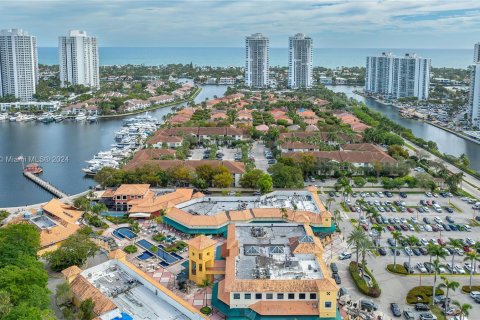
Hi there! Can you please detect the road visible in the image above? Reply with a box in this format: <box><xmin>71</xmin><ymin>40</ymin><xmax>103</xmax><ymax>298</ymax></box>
<box><xmin>251</xmin><ymin>141</ymin><xmax>271</xmax><ymax>172</ymax></box>
<box><xmin>405</xmin><ymin>140</ymin><xmax>480</xmax><ymax>199</ymax></box>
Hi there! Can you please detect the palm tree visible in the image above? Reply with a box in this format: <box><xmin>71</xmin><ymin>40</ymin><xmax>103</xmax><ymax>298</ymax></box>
<box><xmin>438</xmin><ymin>276</ymin><xmax>459</xmax><ymax>314</ymax></box>
<box><xmin>406</xmin><ymin>235</ymin><xmax>419</xmax><ymax>271</ymax></box>
<box><xmin>431</xmin><ymin>258</ymin><xmax>442</xmax><ymax>306</ymax></box>
<box><xmin>357</xmin><ymin>237</ymin><xmax>376</xmax><ymax>278</ymax></box>
<box><xmin>332</xmin><ymin>209</ymin><xmax>342</xmax><ymax>230</ymax></box>
<box><xmin>452</xmin><ymin>300</ymin><xmax>472</xmax><ymax>320</ymax></box>
<box><xmin>343</xmin><ymin>184</ymin><xmax>353</xmax><ymax>204</ymax></box>
<box><xmin>464</xmin><ymin>252</ymin><xmax>480</xmax><ymax>290</ymax></box>
<box><xmin>391</xmin><ymin>230</ymin><xmax>403</xmax><ymax>270</ymax></box>
<box><xmin>428</xmin><ymin>246</ymin><xmax>447</xmax><ymax>306</ymax></box>
<box><xmin>449</xmin><ymin>238</ymin><xmax>463</xmax><ymax>268</ymax></box>
<box><xmin>326</xmin><ymin>197</ymin><xmax>334</xmax><ymax>211</ymax></box>
<box><xmin>347</xmin><ymin>227</ymin><xmax>367</xmax><ymax>264</ymax></box>
<box><xmin>371</xmin><ymin>224</ymin><xmax>383</xmax><ymax>247</ymax></box>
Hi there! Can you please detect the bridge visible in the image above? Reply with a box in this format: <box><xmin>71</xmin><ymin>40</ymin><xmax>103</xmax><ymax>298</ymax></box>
<box><xmin>23</xmin><ymin>172</ymin><xmax>68</xmax><ymax>199</ymax></box>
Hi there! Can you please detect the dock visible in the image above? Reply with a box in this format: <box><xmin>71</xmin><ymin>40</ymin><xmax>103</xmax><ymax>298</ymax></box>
<box><xmin>23</xmin><ymin>172</ymin><xmax>68</xmax><ymax>198</ymax></box>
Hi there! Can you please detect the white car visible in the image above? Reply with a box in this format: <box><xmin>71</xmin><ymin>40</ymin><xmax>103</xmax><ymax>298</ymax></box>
<box><xmin>339</xmin><ymin>252</ymin><xmax>352</xmax><ymax>260</ymax></box>
<box><xmin>455</xmin><ymin>265</ymin><xmax>466</xmax><ymax>274</ymax></box>
<box><xmin>434</xmin><ymin>216</ymin><xmax>443</xmax><ymax>223</ymax></box>
<box><xmin>420</xmin><ymin>238</ymin><xmax>428</xmax><ymax>246</ymax></box>
<box><xmin>404</xmin><ymin>247</ymin><xmax>413</xmax><ymax>256</ymax></box>
<box><xmin>469</xmin><ymin>291</ymin><xmax>480</xmax><ymax>298</ymax></box>
<box><xmin>408</xmin><ymin>224</ymin><xmax>415</xmax><ymax>231</ymax></box>
<box><xmin>418</xmin><ymin>225</ymin><xmax>426</xmax><ymax>231</ymax></box>
<box><xmin>425</xmin><ymin>225</ymin><xmax>433</xmax><ymax>232</ymax></box>
<box><xmin>416</xmin><ymin>263</ymin><xmax>427</xmax><ymax>273</ymax></box>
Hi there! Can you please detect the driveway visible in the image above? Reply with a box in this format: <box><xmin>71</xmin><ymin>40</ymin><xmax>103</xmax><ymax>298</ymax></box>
<box><xmin>251</xmin><ymin>141</ymin><xmax>270</xmax><ymax>172</ymax></box>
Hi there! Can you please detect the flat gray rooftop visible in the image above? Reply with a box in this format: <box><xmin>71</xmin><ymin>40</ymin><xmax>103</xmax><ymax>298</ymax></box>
<box><xmin>30</xmin><ymin>215</ymin><xmax>57</xmax><ymax>229</ymax></box>
<box><xmin>234</xmin><ymin>223</ymin><xmax>323</xmax><ymax>280</ymax></box>
<box><xmin>176</xmin><ymin>190</ymin><xmax>319</xmax><ymax>216</ymax></box>
<box><xmin>82</xmin><ymin>261</ymin><xmax>189</xmax><ymax>320</ymax></box>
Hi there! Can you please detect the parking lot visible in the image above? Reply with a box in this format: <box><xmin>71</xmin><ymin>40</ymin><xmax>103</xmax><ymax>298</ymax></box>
<box><xmin>189</xmin><ymin>146</ymin><xmax>239</xmax><ymax>161</ymax></box>
<box><xmin>321</xmin><ymin>190</ymin><xmax>480</xmax><ymax>319</ymax></box>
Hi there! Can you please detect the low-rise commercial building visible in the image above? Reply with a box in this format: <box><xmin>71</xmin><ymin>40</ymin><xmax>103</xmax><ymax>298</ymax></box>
<box><xmin>62</xmin><ymin>250</ymin><xmax>207</xmax><ymax>320</ymax></box>
<box><xmin>211</xmin><ymin>222</ymin><xmax>340</xmax><ymax>319</ymax></box>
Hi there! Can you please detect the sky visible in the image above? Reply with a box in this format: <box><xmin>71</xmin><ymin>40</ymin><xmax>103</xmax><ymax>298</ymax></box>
<box><xmin>1</xmin><ymin>0</ymin><xmax>480</xmax><ymax>48</ymax></box>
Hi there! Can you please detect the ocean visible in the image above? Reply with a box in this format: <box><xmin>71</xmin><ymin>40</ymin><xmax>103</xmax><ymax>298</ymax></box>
<box><xmin>38</xmin><ymin>47</ymin><xmax>473</xmax><ymax>69</ymax></box>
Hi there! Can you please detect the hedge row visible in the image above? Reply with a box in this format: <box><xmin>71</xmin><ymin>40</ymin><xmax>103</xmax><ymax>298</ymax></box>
<box><xmin>406</xmin><ymin>286</ymin><xmax>444</xmax><ymax>304</ymax></box>
<box><xmin>349</xmin><ymin>261</ymin><xmax>382</xmax><ymax>298</ymax></box>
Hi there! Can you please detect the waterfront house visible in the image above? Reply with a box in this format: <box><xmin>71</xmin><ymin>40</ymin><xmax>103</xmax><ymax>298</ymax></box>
<box><xmin>148</xmin><ymin>94</ymin><xmax>175</xmax><ymax>105</ymax></box>
<box><xmin>148</xmin><ymin>134</ymin><xmax>183</xmax><ymax>148</ymax></box>
<box><xmin>63</xmin><ymin>102</ymin><xmax>98</xmax><ymax>115</ymax></box>
<box><xmin>123</xmin><ymin>99</ymin><xmax>150</xmax><ymax>112</ymax></box>
<box><xmin>0</xmin><ymin>101</ymin><xmax>61</xmax><ymax>112</ymax></box>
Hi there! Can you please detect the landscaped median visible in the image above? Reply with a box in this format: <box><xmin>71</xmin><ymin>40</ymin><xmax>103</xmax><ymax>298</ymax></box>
<box><xmin>349</xmin><ymin>261</ymin><xmax>381</xmax><ymax>297</ymax></box>
<box><xmin>406</xmin><ymin>286</ymin><xmax>444</xmax><ymax>304</ymax></box>
<box><xmin>406</xmin><ymin>286</ymin><xmax>446</xmax><ymax>320</ymax></box>
<box><xmin>461</xmin><ymin>285</ymin><xmax>480</xmax><ymax>293</ymax></box>
<box><xmin>387</xmin><ymin>264</ymin><xmax>409</xmax><ymax>275</ymax></box>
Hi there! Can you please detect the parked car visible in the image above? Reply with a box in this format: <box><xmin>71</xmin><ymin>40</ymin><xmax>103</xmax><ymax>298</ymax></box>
<box><xmin>378</xmin><ymin>247</ymin><xmax>387</xmax><ymax>256</ymax></box>
<box><xmin>416</xmin><ymin>262</ymin><xmax>428</xmax><ymax>273</ymax></box>
<box><xmin>333</xmin><ymin>273</ymin><xmax>341</xmax><ymax>284</ymax></box>
<box><xmin>403</xmin><ymin>310</ymin><xmax>415</xmax><ymax>320</ymax></box>
<box><xmin>390</xmin><ymin>303</ymin><xmax>401</xmax><ymax>317</ymax></box>
<box><xmin>330</xmin><ymin>263</ymin><xmax>338</xmax><ymax>273</ymax></box>
<box><xmin>403</xmin><ymin>262</ymin><xmax>414</xmax><ymax>273</ymax></box>
<box><xmin>399</xmin><ymin>192</ymin><xmax>407</xmax><ymax>198</ymax></box>
<box><xmin>360</xmin><ymin>300</ymin><xmax>378</xmax><ymax>311</ymax></box>
<box><xmin>415</xmin><ymin>303</ymin><xmax>430</xmax><ymax>311</ymax></box>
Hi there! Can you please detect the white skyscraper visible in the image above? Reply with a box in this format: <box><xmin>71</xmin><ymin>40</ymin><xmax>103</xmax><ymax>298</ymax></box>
<box><xmin>245</xmin><ymin>33</ymin><xmax>269</xmax><ymax>88</ymax></box>
<box><xmin>365</xmin><ymin>52</ymin><xmax>430</xmax><ymax>100</ymax></box>
<box><xmin>0</xmin><ymin>29</ymin><xmax>38</xmax><ymax>101</ymax></box>
<box><xmin>288</xmin><ymin>33</ymin><xmax>313</xmax><ymax>88</ymax></box>
<box><xmin>469</xmin><ymin>64</ymin><xmax>480</xmax><ymax>126</ymax></box>
<box><xmin>59</xmin><ymin>30</ymin><xmax>99</xmax><ymax>88</ymax></box>
<box><xmin>474</xmin><ymin>43</ymin><xmax>480</xmax><ymax>63</ymax></box>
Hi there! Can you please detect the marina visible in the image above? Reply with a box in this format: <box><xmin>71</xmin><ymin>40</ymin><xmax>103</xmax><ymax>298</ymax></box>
<box><xmin>82</xmin><ymin>114</ymin><xmax>160</xmax><ymax>175</ymax></box>
<box><xmin>0</xmin><ymin>84</ymin><xmax>228</xmax><ymax>207</ymax></box>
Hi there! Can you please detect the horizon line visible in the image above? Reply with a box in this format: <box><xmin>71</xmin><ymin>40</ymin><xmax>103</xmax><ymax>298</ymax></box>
<box><xmin>36</xmin><ymin>46</ymin><xmax>473</xmax><ymax>50</ymax></box>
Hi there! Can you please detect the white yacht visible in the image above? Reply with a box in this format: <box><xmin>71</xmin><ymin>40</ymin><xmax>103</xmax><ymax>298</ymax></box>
<box><xmin>75</xmin><ymin>113</ymin><xmax>87</xmax><ymax>121</ymax></box>
<box><xmin>0</xmin><ymin>113</ymin><xmax>8</xmax><ymax>121</ymax></box>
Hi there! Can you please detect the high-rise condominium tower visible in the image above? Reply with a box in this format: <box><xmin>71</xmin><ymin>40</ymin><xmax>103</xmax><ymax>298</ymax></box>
<box><xmin>288</xmin><ymin>33</ymin><xmax>313</xmax><ymax>88</ymax></box>
<box><xmin>0</xmin><ymin>29</ymin><xmax>38</xmax><ymax>101</ymax></box>
<box><xmin>365</xmin><ymin>52</ymin><xmax>430</xmax><ymax>100</ymax></box>
<box><xmin>59</xmin><ymin>30</ymin><xmax>99</xmax><ymax>88</ymax></box>
<box><xmin>474</xmin><ymin>43</ymin><xmax>480</xmax><ymax>63</ymax></box>
<box><xmin>245</xmin><ymin>33</ymin><xmax>269</xmax><ymax>88</ymax></box>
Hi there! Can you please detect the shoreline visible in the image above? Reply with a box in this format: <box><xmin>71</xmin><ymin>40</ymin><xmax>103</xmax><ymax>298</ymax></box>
<box><xmin>97</xmin><ymin>86</ymin><xmax>202</xmax><ymax>119</ymax></box>
<box><xmin>353</xmin><ymin>89</ymin><xmax>480</xmax><ymax>146</ymax></box>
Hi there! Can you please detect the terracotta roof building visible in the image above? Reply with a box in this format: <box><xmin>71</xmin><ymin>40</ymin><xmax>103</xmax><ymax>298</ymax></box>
<box><xmin>212</xmin><ymin>222</ymin><xmax>339</xmax><ymax>319</ymax></box>
<box><xmin>62</xmin><ymin>251</ymin><xmax>207</xmax><ymax>320</ymax></box>
<box><xmin>30</xmin><ymin>199</ymin><xmax>83</xmax><ymax>255</ymax></box>
<box><xmin>163</xmin><ymin>187</ymin><xmax>334</xmax><ymax>236</ymax></box>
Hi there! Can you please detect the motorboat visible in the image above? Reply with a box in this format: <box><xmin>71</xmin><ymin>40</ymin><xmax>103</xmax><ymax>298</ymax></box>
<box><xmin>75</xmin><ymin>113</ymin><xmax>87</xmax><ymax>121</ymax></box>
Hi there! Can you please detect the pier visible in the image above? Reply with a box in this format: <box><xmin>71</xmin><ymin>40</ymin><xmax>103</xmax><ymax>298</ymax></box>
<box><xmin>23</xmin><ymin>172</ymin><xmax>68</xmax><ymax>199</ymax></box>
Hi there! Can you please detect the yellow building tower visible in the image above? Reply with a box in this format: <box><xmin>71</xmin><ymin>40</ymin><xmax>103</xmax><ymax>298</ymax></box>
<box><xmin>186</xmin><ymin>235</ymin><xmax>217</xmax><ymax>285</ymax></box>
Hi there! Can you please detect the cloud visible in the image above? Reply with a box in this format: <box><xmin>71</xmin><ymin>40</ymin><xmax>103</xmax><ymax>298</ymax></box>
<box><xmin>0</xmin><ymin>0</ymin><xmax>479</xmax><ymax>48</ymax></box>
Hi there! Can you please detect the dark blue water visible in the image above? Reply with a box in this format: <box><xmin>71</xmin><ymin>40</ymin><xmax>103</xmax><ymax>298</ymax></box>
<box><xmin>0</xmin><ymin>84</ymin><xmax>227</xmax><ymax>207</ymax></box>
<box><xmin>329</xmin><ymin>85</ymin><xmax>480</xmax><ymax>172</ymax></box>
<box><xmin>38</xmin><ymin>47</ymin><xmax>473</xmax><ymax>68</ymax></box>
